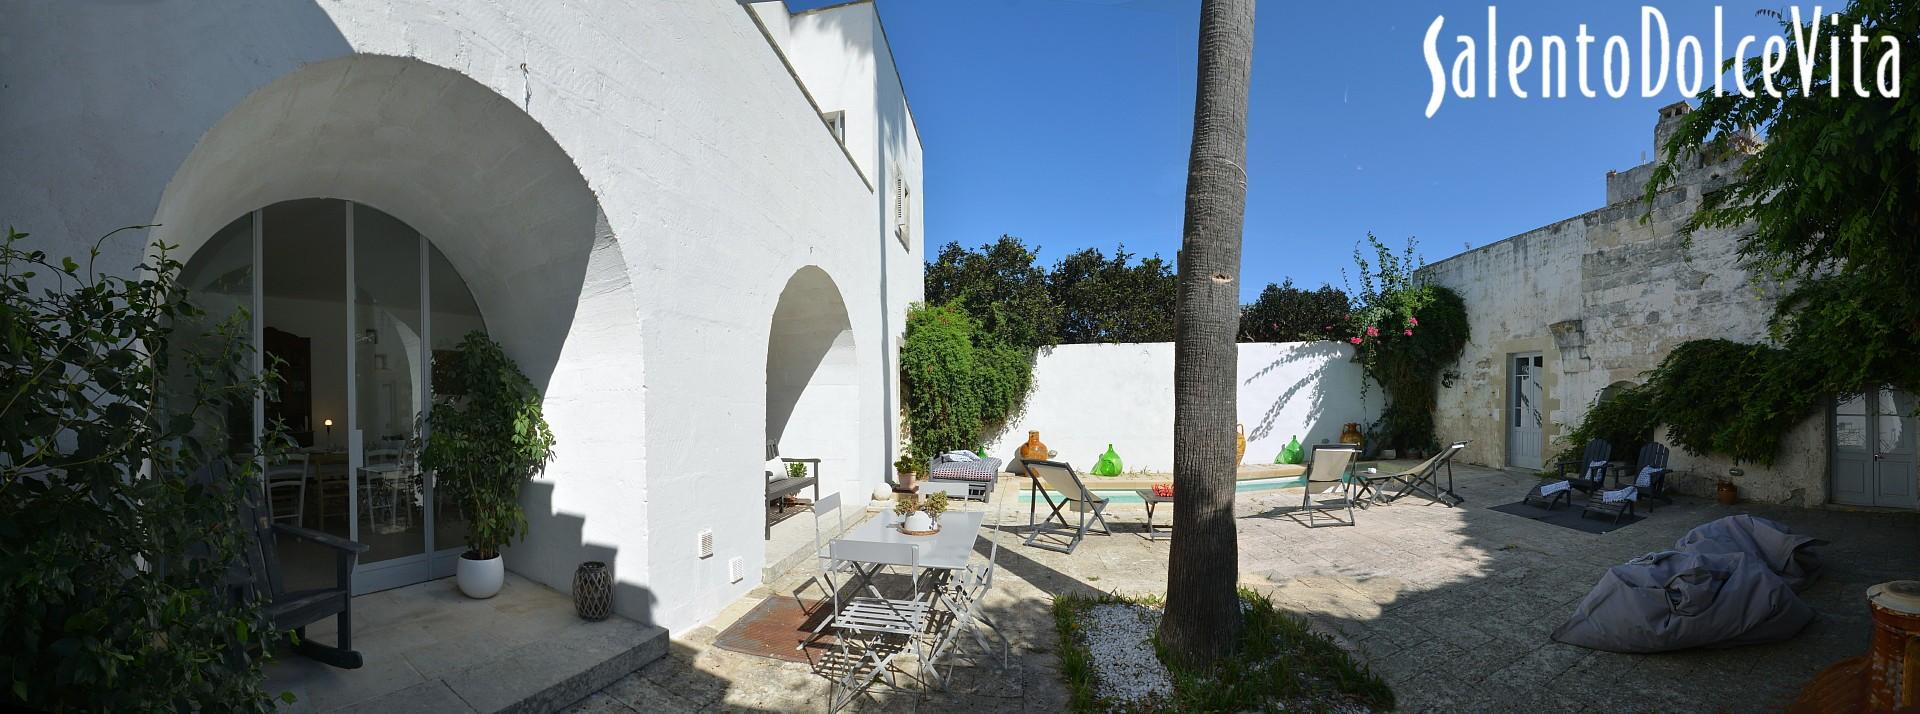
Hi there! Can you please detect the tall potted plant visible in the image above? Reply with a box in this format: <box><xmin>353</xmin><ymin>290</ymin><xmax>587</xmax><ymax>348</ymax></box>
<box><xmin>420</xmin><ymin>331</ymin><xmax>557</xmax><ymax>598</ymax></box>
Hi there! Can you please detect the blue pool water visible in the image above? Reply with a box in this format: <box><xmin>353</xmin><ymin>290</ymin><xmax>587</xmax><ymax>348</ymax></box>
<box><xmin>1019</xmin><ymin>475</ymin><xmax>1308</xmax><ymax>505</ymax></box>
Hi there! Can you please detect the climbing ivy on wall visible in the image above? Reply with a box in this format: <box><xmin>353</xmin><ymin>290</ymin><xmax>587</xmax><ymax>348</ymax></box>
<box><xmin>1339</xmin><ymin>234</ymin><xmax>1470</xmax><ymax>452</ymax></box>
<box><xmin>1560</xmin><ymin>1</ymin><xmax>1920</xmax><ymax>467</ymax></box>
<box><xmin>899</xmin><ymin>303</ymin><xmax>1033</xmax><ymax>458</ymax></box>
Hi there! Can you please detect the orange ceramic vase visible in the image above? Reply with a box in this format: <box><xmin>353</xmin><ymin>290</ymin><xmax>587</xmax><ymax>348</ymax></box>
<box><xmin>1340</xmin><ymin>423</ymin><xmax>1365</xmax><ymax>445</ymax></box>
<box><xmin>1235</xmin><ymin>424</ymin><xmax>1247</xmax><ymax>464</ymax></box>
<box><xmin>1019</xmin><ymin>431</ymin><xmax>1050</xmax><ymax>462</ymax></box>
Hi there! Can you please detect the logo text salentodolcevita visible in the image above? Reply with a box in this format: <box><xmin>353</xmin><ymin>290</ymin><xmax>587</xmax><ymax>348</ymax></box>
<box><xmin>1423</xmin><ymin>6</ymin><xmax>1903</xmax><ymax>117</ymax></box>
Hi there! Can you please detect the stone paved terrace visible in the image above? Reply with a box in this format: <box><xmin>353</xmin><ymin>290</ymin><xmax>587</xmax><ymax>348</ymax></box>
<box><xmin>567</xmin><ymin>462</ymin><xmax>1919</xmax><ymax>713</ymax></box>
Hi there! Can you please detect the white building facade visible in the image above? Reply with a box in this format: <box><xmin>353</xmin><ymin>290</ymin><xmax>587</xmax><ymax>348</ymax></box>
<box><xmin>1</xmin><ymin>0</ymin><xmax>924</xmax><ymax>632</ymax></box>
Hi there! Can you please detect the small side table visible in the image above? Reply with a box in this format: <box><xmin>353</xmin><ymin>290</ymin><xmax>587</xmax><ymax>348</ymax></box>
<box><xmin>1135</xmin><ymin>490</ymin><xmax>1174</xmax><ymax>541</ymax></box>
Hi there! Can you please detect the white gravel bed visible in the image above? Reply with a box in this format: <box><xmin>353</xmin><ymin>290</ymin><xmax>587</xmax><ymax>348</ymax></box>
<box><xmin>1078</xmin><ymin>602</ymin><xmax>1174</xmax><ymax>708</ymax></box>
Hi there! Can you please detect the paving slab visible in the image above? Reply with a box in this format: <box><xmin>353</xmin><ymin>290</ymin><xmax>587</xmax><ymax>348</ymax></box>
<box><xmin>569</xmin><ymin>464</ymin><xmax>1920</xmax><ymax>713</ymax></box>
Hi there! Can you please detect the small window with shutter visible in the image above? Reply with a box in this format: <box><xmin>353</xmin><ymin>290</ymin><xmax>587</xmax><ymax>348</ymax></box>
<box><xmin>821</xmin><ymin>110</ymin><xmax>846</xmax><ymax>145</ymax></box>
<box><xmin>894</xmin><ymin>175</ymin><xmax>911</xmax><ymax>249</ymax></box>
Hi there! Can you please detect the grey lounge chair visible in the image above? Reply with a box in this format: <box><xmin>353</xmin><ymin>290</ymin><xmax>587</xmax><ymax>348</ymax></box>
<box><xmin>1295</xmin><ymin>444</ymin><xmax>1361</xmax><ymax>527</ymax></box>
<box><xmin>1023</xmin><ymin>460</ymin><xmax>1110</xmax><ymax>554</ymax></box>
<box><xmin>1355</xmin><ymin>442</ymin><xmax>1468</xmax><ymax>506</ymax></box>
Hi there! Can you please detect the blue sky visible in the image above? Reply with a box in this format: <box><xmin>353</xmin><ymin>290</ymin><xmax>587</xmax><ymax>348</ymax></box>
<box><xmin>811</xmin><ymin>0</ymin><xmax>1779</xmax><ymax>299</ymax></box>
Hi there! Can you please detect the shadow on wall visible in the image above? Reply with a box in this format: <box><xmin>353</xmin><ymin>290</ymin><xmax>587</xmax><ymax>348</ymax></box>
<box><xmin>1243</xmin><ymin>341</ymin><xmax>1358</xmax><ymax>447</ymax></box>
<box><xmin>513</xmin><ymin>480</ymin><xmax>657</xmax><ymax>626</ymax></box>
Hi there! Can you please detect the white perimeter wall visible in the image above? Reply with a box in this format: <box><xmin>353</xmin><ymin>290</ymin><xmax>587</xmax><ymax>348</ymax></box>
<box><xmin>986</xmin><ymin>343</ymin><xmax>1379</xmax><ymax>473</ymax></box>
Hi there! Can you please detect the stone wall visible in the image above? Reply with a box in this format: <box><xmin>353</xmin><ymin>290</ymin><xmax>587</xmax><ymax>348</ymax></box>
<box><xmin>1422</xmin><ymin>104</ymin><xmax>1826</xmax><ymax>505</ymax></box>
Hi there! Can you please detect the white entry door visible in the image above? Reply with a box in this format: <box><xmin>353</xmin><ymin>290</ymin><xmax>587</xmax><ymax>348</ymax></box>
<box><xmin>1508</xmin><ymin>353</ymin><xmax>1544</xmax><ymax>470</ymax></box>
<box><xmin>1832</xmin><ymin>388</ymin><xmax>1919</xmax><ymax>509</ymax></box>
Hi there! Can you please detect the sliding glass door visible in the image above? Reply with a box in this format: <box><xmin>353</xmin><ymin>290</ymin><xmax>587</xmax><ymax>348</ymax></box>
<box><xmin>183</xmin><ymin>198</ymin><xmax>486</xmax><ymax>593</ymax></box>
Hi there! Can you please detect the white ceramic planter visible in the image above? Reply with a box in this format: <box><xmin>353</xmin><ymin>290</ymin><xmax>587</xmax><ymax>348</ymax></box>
<box><xmin>456</xmin><ymin>552</ymin><xmax>505</xmax><ymax>599</ymax></box>
<box><xmin>903</xmin><ymin>511</ymin><xmax>934</xmax><ymax>532</ymax></box>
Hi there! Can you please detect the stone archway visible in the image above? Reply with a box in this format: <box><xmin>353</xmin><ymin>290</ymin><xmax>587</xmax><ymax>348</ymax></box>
<box><xmin>150</xmin><ymin>54</ymin><xmax>653</xmax><ymax>613</ymax></box>
<box><xmin>765</xmin><ymin>266</ymin><xmax>860</xmax><ymax>513</ymax></box>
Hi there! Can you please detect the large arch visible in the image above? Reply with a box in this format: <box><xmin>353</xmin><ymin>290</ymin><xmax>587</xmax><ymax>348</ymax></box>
<box><xmin>150</xmin><ymin>54</ymin><xmax>654</xmax><ymax>616</ymax></box>
<box><xmin>765</xmin><ymin>266</ymin><xmax>861</xmax><ymax>512</ymax></box>
<box><xmin>148</xmin><ymin>54</ymin><xmax>625</xmax><ymax>391</ymax></box>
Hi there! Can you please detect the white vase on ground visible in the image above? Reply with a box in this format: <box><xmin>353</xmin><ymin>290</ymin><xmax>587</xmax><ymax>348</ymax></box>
<box><xmin>457</xmin><ymin>551</ymin><xmax>505</xmax><ymax>598</ymax></box>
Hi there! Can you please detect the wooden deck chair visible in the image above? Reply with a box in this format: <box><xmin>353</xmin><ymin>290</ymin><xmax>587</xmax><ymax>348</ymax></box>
<box><xmin>1296</xmin><ymin>444</ymin><xmax>1360</xmax><ymax>527</ymax></box>
<box><xmin>1022</xmin><ymin>460</ymin><xmax>1110</xmax><ymax>554</ymax></box>
<box><xmin>1629</xmin><ymin>442</ymin><xmax>1672</xmax><ymax>509</ymax></box>
<box><xmin>1557</xmin><ymin>439</ymin><xmax>1613</xmax><ymax>494</ymax></box>
<box><xmin>228</xmin><ymin>461</ymin><xmax>370</xmax><ymax>669</ymax></box>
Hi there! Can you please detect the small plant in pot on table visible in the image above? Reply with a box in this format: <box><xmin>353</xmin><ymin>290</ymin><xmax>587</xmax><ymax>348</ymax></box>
<box><xmin>893</xmin><ymin>491</ymin><xmax>949</xmax><ymax>533</ymax></box>
<box><xmin>420</xmin><ymin>331</ymin><xmax>557</xmax><ymax>599</ymax></box>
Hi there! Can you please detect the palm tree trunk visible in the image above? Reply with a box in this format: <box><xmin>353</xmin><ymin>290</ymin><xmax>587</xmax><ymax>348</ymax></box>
<box><xmin>1159</xmin><ymin>0</ymin><xmax>1255</xmax><ymax>668</ymax></box>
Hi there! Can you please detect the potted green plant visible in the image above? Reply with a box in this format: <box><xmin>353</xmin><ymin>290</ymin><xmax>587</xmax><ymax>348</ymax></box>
<box><xmin>893</xmin><ymin>492</ymin><xmax>947</xmax><ymax>533</ymax></box>
<box><xmin>420</xmin><ymin>331</ymin><xmax>557</xmax><ymax>599</ymax></box>
<box><xmin>893</xmin><ymin>452</ymin><xmax>927</xmax><ymax>492</ymax></box>
<box><xmin>785</xmin><ymin>461</ymin><xmax>808</xmax><ymax>480</ymax></box>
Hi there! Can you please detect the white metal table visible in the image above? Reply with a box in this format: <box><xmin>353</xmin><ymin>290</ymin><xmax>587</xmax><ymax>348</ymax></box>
<box><xmin>828</xmin><ymin>510</ymin><xmax>991</xmax><ymax>700</ymax></box>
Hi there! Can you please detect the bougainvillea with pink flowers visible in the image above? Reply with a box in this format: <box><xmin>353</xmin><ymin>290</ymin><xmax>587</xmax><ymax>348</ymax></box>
<box><xmin>1338</xmin><ymin>234</ymin><xmax>1469</xmax><ymax>453</ymax></box>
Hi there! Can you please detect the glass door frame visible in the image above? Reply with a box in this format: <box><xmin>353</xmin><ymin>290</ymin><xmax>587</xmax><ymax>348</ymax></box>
<box><xmin>244</xmin><ymin>200</ymin><xmax>467</xmax><ymax>594</ymax></box>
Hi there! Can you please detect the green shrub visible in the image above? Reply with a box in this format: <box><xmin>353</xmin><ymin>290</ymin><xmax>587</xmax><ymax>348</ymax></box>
<box><xmin>899</xmin><ymin>303</ymin><xmax>1033</xmax><ymax>458</ymax></box>
<box><xmin>1</xmin><ymin>228</ymin><xmax>283</xmax><ymax>710</ymax></box>
<box><xmin>419</xmin><ymin>331</ymin><xmax>556</xmax><ymax>560</ymax></box>
<box><xmin>1556</xmin><ymin>339</ymin><xmax>1825</xmax><ymax>467</ymax></box>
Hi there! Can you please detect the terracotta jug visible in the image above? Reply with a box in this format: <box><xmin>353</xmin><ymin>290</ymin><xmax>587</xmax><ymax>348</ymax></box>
<box><xmin>1340</xmin><ymin>422</ymin><xmax>1364</xmax><ymax>445</ymax></box>
<box><xmin>1235</xmin><ymin>424</ymin><xmax>1247</xmax><ymax>464</ymax></box>
<box><xmin>1019</xmin><ymin>431</ymin><xmax>1050</xmax><ymax>462</ymax></box>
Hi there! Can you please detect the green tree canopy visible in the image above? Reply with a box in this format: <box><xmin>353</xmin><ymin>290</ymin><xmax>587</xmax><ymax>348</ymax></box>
<box><xmin>1048</xmin><ymin>245</ymin><xmax>1177</xmax><ymax>343</ymax></box>
<box><xmin>924</xmin><ymin>236</ymin><xmax>1058</xmax><ymax>349</ymax></box>
<box><xmin>1238</xmin><ymin>279</ymin><xmax>1349</xmax><ymax>342</ymax></box>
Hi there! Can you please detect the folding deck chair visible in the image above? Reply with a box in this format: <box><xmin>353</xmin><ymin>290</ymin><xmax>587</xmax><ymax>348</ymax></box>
<box><xmin>1354</xmin><ymin>441</ymin><xmax>1468</xmax><ymax>506</ymax></box>
<box><xmin>1294</xmin><ymin>444</ymin><xmax>1361</xmax><ymax>527</ymax></box>
<box><xmin>1022</xmin><ymin>460</ymin><xmax>1110</xmax><ymax>554</ymax></box>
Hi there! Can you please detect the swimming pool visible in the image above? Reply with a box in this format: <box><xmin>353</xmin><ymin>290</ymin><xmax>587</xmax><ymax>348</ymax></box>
<box><xmin>1019</xmin><ymin>475</ymin><xmax>1308</xmax><ymax>505</ymax></box>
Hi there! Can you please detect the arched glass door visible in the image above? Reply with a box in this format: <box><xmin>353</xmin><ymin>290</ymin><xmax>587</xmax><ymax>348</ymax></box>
<box><xmin>179</xmin><ymin>198</ymin><xmax>486</xmax><ymax>593</ymax></box>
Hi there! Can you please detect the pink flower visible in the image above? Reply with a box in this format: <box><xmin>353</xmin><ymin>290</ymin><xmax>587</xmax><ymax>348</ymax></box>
<box><xmin>1408</xmin><ymin>317</ymin><xmax>1420</xmax><ymax>326</ymax></box>
<box><xmin>1404</xmin><ymin>329</ymin><xmax>1414</xmax><ymax>336</ymax></box>
<box><xmin>1365</xmin><ymin>325</ymin><xmax>1379</xmax><ymax>337</ymax></box>
<box><xmin>1349</xmin><ymin>336</ymin><xmax>1363</xmax><ymax>345</ymax></box>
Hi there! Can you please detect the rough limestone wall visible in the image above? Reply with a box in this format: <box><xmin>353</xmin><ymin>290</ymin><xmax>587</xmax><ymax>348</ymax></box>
<box><xmin>1424</xmin><ymin>126</ymin><xmax>1826</xmax><ymax>505</ymax></box>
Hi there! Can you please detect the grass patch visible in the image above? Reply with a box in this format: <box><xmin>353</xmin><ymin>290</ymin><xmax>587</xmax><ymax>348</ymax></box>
<box><xmin>1053</xmin><ymin>589</ymin><xmax>1394</xmax><ymax>713</ymax></box>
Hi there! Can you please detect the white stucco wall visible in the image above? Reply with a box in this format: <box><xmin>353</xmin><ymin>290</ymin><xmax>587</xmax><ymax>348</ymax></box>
<box><xmin>2</xmin><ymin>0</ymin><xmax>922</xmax><ymax>632</ymax></box>
<box><xmin>985</xmin><ymin>343</ymin><xmax>1379</xmax><ymax>473</ymax></box>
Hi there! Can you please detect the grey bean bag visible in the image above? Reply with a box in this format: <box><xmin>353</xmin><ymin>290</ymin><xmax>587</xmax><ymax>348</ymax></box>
<box><xmin>1551</xmin><ymin>515</ymin><xmax>1823</xmax><ymax>653</ymax></box>
<box><xmin>1671</xmin><ymin>514</ymin><xmax>1824</xmax><ymax>590</ymax></box>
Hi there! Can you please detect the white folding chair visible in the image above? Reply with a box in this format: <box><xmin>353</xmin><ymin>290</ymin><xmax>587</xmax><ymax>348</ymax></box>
<box><xmin>826</xmin><ymin>540</ymin><xmax>932</xmax><ymax>713</ymax></box>
<box><xmin>265</xmin><ymin>456</ymin><xmax>309</xmax><ymax>527</ymax></box>
<box><xmin>1296</xmin><ymin>444</ymin><xmax>1360</xmax><ymax>527</ymax></box>
<box><xmin>928</xmin><ymin>492</ymin><xmax>1012</xmax><ymax>685</ymax></box>
<box><xmin>797</xmin><ymin>492</ymin><xmax>854</xmax><ymax>651</ymax></box>
<box><xmin>1023</xmin><ymin>460</ymin><xmax>1110</xmax><ymax>554</ymax></box>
